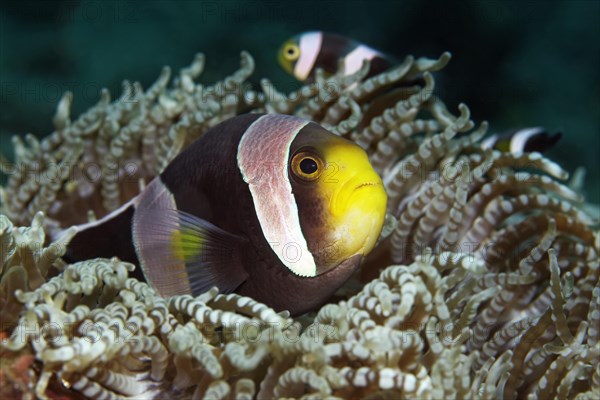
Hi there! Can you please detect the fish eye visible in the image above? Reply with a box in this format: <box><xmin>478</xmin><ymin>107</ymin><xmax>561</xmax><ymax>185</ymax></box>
<box><xmin>291</xmin><ymin>151</ymin><xmax>323</xmax><ymax>181</ymax></box>
<box><xmin>284</xmin><ymin>44</ymin><xmax>300</xmax><ymax>61</ymax></box>
<box><xmin>300</xmin><ymin>158</ymin><xmax>318</xmax><ymax>174</ymax></box>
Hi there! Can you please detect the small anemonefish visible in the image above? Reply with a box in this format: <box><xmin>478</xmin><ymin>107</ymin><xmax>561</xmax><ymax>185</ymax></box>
<box><xmin>481</xmin><ymin>127</ymin><xmax>562</xmax><ymax>154</ymax></box>
<box><xmin>62</xmin><ymin>114</ymin><xmax>387</xmax><ymax>315</ymax></box>
<box><xmin>278</xmin><ymin>31</ymin><xmax>393</xmax><ymax>82</ymax></box>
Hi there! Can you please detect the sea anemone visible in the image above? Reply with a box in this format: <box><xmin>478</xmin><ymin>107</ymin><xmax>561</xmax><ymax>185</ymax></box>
<box><xmin>1</xmin><ymin>51</ymin><xmax>598</xmax><ymax>399</ymax></box>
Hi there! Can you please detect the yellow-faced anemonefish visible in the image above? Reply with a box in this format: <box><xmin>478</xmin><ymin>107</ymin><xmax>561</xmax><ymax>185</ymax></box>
<box><xmin>278</xmin><ymin>32</ymin><xmax>563</xmax><ymax>155</ymax></box>
<box><xmin>481</xmin><ymin>127</ymin><xmax>562</xmax><ymax>154</ymax></box>
<box><xmin>278</xmin><ymin>31</ymin><xmax>394</xmax><ymax>82</ymax></box>
<box><xmin>59</xmin><ymin>114</ymin><xmax>387</xmax><ymax>316</ymax></box>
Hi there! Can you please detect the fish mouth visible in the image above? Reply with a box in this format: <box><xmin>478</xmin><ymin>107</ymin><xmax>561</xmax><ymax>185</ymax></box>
<box><xmin>353</xmin><ymin>181</ymin><xmax>381</xmax><ymax>191</ymax></box>
<box><xmin>330</xmin><ymin>179</ymin><xmax>383</xmax><ymax>217</ymax></box>
<box><xmin>350</xmin><ymin>181</ymin><xmax>384</xmax><ymax>200</ymax></box>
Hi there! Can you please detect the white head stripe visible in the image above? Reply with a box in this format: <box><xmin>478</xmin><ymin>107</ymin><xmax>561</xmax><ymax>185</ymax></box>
<box><xmin>510</xmin><ymin>127</ymin><xmax>542</xmax><ymax>153</ymax></box>
<box><xmin>295</xmin><ymin>31</ymin><xmax>322</xmax><ymax>81</ymax></box>
<box><xmin>237</xmin><ymin>114</ymin><xmax>317</xmax><ymax>277</ymax></box>
<box><xmin>343</xmin><ymin>44</ymin><xmax>382</xmax><ymax>76</ymax></box>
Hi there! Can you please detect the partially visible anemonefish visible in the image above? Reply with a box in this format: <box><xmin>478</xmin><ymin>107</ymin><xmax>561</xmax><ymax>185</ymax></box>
<box><xmin>481</xmin><ymin>127</ymin><xmax>562</xmax><ymax>154</ymax></box>
<box><xmin>59</xmin><ymin>114</ymin><xmax>387</xmax><ymax>316</ymax></box>
<box><xmin>278</xmin><ymin>33</ymin><xmax>561</xmax><ymax>157</ymax></box>
<box><xmin>278</xmin><ymin>31</ymin><xmax>394</xmax><ymax>82</ymax></box>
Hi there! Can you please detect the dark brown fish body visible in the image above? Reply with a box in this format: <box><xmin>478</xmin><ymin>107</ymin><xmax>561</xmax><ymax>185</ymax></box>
<box><xmin>64</xmin><ymin>114</ymin><xmax>387</xmax><ymax>315</ymax></box>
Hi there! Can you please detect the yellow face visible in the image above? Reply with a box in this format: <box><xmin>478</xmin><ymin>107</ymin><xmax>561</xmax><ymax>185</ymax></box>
<box><xmin>289</xmin><ymin>131</ymin><xmax>387</xmax><ymax>274</ymax></box>
<box><xmin>278</xmin><ymin>38</ymin><xmax>301</xmax><ymax>76</ymax></box>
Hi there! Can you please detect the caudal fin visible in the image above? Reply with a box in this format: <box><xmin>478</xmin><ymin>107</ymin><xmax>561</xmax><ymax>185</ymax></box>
<box><xmin>63</xmin><ymin>204</ymin><xmax>139</xmax><ymax>268</ymax></box>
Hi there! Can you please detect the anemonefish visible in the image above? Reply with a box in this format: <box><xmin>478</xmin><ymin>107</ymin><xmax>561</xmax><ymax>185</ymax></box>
<box><xmin>62</xmin><ymin>114</ymin><xmax>387</xmax><ymax>315</ymax></box>
<box><xmin>278</xmin><ymin>31</ymin><xmax>394</xmax><ymax>82</ymax></box>
<box><xmin>481</xmin><ymin>127</ymin><xmax>562</xmax><ymax>154</ymax></box>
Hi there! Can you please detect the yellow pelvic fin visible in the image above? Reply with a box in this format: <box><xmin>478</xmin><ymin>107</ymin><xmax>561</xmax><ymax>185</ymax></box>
<box><xmin>171</xmin><ymin>228</ymin><xmax>203</xmax><ymax>262</ymax></box>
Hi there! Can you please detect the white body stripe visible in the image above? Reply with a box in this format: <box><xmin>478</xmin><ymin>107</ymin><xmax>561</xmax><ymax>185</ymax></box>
<box><xmin>343</xmin><ymin>44</ymin><xmax>382</xmax><ymax>76</ymax></box>
<box><xmin>510</xmin><ymin>127</ymin><xmax>542</xmax><ymax>154</ymax></box>
<box><xmin>480</xmin><ymin>134</ymin><xmax>498</xmax><ymax>150</ymax></box>
<box><xmin>237</xmin><ymin>115</ymin><xmax>317</xmax><ymax>277</ymax></box>
<box><xmin>70</xmin><ymin>196</ymin><xmax>137</xmax><ymax>234</ymax></box>
<box><xmin>295</xmin><ymin>31</ymin><xmax>322</xmax><ymax>81</ymax></box>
